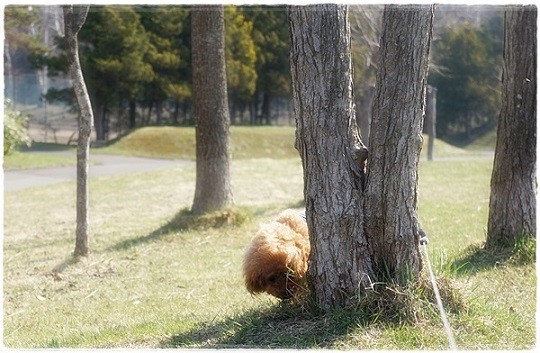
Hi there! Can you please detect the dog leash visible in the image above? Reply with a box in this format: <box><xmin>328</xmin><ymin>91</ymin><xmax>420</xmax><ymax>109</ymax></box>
<box><xmin>420</xmin><ymin>230</ymin><xmax>458</xmax><ymax>350</ymax></box>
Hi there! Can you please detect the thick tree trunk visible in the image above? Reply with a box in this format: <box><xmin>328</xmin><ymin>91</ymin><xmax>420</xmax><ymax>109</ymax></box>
<box><xmin>290</xmin><ymin>4</ymin><xmax>434</xmax><ymax>310</ymax></box>
<box><xmin>289</xmin><ymin>5</ymin><xmax>372</xmax><ymax>310</ymax></box>
<box><xmin>191</xmin><ymin>5</ymin><xmax>234</xmax><ymax>215</ymax></box>
<box><xmin>486</xmin><ymin>6</ymin><xmax>537</xmax><ymax>248</ymax></box>
<box><xmin>63</xmin><ymin>5</ymin><xmax>93</xmax><ymax>257</ymax></box>
<box><xmin>364</xmin><ymin>5</ymin><xmax>434</xmax><ymax>282</ymax></box>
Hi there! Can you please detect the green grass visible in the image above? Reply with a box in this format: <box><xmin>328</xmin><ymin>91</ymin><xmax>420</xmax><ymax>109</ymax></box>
<box><xmin>5</xmin><ymin>126</ymin><xmax>491</xmax><ymax>169</ymax></box>
<box><xmin>4</xmin><ymin>126</ymin><xmax>299</xmax><ymax>170</ymax></box>
<box><xmin>3</xmin><ymin>151</ymin><xmax>76</xmax><ymax>170</ymax></box>
<box><xmin>96</xmin><ymin>126</ymin><xmax>300</xmax><ymax>160</ymax></box>
<box><xmin>3</xmin><ymin>127</ymin><xmax>534</xmax><ymax>349</ymax></box>
<box><xmin>464</xmin><ymin>127</ymin><xmax>497</xmax><ymax>151</ymax></box>
<box><xmin>3</xmin><ymin>143</ymin><xmax>78</xmax><ymax>170</ymax></box>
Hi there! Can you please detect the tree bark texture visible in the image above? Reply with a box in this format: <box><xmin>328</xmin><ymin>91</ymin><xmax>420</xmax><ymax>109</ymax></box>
<box><xmin>63</xmin><ymin>5</ymin><xmax>93</xmax><ymax>257</ymax></box>
<box><xmin>191</xmin><ymin>6</ymin><xmax>234</xmax><ymax>215</ymax></box>
<box><xmin>364</xmin><ymin>5</ymin><xmax>434</xmax><ymax>282</ymax></box>
<box><xmin>486</xmin><ymin>6</ymin><xmax>537</xmax><ymax>248</ymax></box>
<box><xmin>289</xmin><ymin>5</ymin><xmax>372</xmax><ymax>310</ymax></box>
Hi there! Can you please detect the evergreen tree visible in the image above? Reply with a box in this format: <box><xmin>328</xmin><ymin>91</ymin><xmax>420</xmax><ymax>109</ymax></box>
<box><xmin>78</xmin><ymin>5</ymin><xmax>154</xmax><ymax>140</ymax></box>
<box><xmin>429</xmin><ymin>20</ymin><xmax>502</xmax><ymax>140</ymax></box>
<box><xmin>224</xmin><ymin>5</ymin><xmax>257</xmax><ymax>121</ymax></box>
<box><xmin>244</xmin><ymin>6</ymin><xmax>291</xmax><ymax>124</ymax></box>
<box><xmin>138</xmin><ymin>5</ymin><xmax>191</xmax><ymax>126</ymax></box>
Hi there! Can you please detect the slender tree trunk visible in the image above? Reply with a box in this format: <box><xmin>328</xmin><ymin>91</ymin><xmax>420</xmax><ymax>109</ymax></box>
<box><xmin>426</xmin><ymin>85</ymin><xmax>437</xmax><ymax>161</ymax></box>
<box><xmin>249</xmin><ymin>98</ymin><xmax>257</xmax><ymax>125</ymax></box>
<box><xmin>290</xmin><ymin>5</ymin><xmax>371</xmax><ymax>310</ymax></box>
<box><xmin>172</xmin><ymin>100</ymin><xmax>180</xmax><ymax>125</ymax></box>
<box><xmin>145</xmin><ymin>101</ymin><xmax>153</xmax><ymax>126</ymax></box>
<box><xmin>128</xmin><ymin>99</ymin><xmax>136</xmax><ymax>129</ymax></box>
<box><xmin>93</xmin><ymin>102</ymin><xmax>106</xmax><ymax>142</ymax></box>
<box><xmin>364</xmin><ymin>4</ymin><xmax>434</xmax><ymax>283</ymax></box>
<box><xmin>261</xmin><ymin>92</ymin><xmax>271</xmax><ymax>125</ymax></box>
<box><xmin>63</xmin><ymin>5</ymin><xmax>93</xmax><ymax>257</ymax></box>
<box><xmin>486</xmin><ymin>6</ymin><xmax>537</xmax><ymax>248</ymax></box>
<box><xmin>156</xmin><ymin>101</ymin><xmax>163</xmax><ymax>125</ymax></box>
<box><xmin>191</xmin><ymin>5</ymin><xmax>234</xmax><ymax>215</ymax></box>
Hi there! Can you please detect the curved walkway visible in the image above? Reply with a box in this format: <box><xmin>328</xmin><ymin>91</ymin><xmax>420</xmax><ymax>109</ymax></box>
<box><xmin>4</xmin><ymin>152</ymin><xmax>190</xmax><ymax>192</ymax></box>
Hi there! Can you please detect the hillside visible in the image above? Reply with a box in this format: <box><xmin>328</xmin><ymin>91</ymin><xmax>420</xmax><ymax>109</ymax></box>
<box><xmin>98</xmin><ymin>126</ymin><xmax>488</xmax><ymax>161</ymax></box>
<box><xmin>98</xmin><ymin>126</ymin><xmax>300</xmax><ymax>160</ymax></box>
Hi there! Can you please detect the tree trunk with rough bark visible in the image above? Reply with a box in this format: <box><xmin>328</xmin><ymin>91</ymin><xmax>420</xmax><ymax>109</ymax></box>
<box><xmin>63</xmin><ymin>5</ymin><xmax>93</xmax><ymax>257</ymax></box>
<box><xmin>364</xmin><ymin>5</ymin><xmax>433</xmax><ymax>282</ymax></box>
<box><xmin>290</xmin><ymin>4</ymin><xmax>372</xmax><ymax>310</ymax></box>
<box><xmin>486</xmin><ymin>6</ymin><xmax>537</xmax><ymax>248</ymax></box>
<box><xmin>191</xmin><ymin>5</ymin><xmax>234</xmax><ymax>215</ymax></box>
<box><xmin>289</xmin><ymin>4</ymin><xmax>433</xmax><ymax>310</ymax></box>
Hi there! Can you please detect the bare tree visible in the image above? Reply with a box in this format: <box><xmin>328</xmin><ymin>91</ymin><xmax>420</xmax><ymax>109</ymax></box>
<box><xmin>191</xmin><ymin>5</ymin><xmax>234</xmax><ymax>215</ymax></box>
<box><xmin>486</xmin><ymin>6</ymin><xmax>536</xmax><ymax>248</ymax></box>
<box><xmin>63</xmin><ymin>5</ymin><xmax>93</xmax><ymax>257</ymax></box>
<box><xmin>289</xmin><ymin>4</ymin><xmax>433</xmax><ymax>310</ymax></box>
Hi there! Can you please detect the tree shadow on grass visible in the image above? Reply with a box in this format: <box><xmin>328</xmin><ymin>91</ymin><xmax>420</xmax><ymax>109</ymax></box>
<box><xmin>20</xmin><ymin>142</ymin><xmax>76</xmax><ymax>152</ymax></box>
<box><xmin>106</xmin><ymin>207</ymin><xmax>252</xmax><ymax>252</ymax></box>
<box><xmin>50</xmin><ymin>254</ymin><xmax>82</xmax><ymax>275</ymax></box>
<box><xmin>161</xmin><ymin>302</ymin><xmax>364</xmax><ymax>349</ymax></box>
<box><xmin>161</xmin><ymin>276</ymin><xmax>466</xmax><ymax>349</ymax></box>
<box><xmin>446</xmin><ymin>238</ymin><xmax>536</xmax><ymax>277</ymax></box>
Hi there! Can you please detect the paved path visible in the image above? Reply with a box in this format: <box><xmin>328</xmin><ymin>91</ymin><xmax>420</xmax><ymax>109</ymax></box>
<box><xmin>4</xmin><ymin>152</ymin><xmax>190</xmax><ymax>192</ymax></box>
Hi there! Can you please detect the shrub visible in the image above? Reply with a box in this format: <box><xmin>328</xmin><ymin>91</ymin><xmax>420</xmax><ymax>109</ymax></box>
<box><xmin>4</xmin><ymin>101</ymin><xmax>31</xmax><ymax>155</ymax></box>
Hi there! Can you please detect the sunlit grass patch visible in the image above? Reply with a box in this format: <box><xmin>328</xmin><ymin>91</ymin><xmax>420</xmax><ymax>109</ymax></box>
<box><xmin>164</xmin><ymin>274</ymin><xmax>467</xmax><ymax>349</ymax></box>
<box><xmin>166</xmin><ymin>207</ymin><xmax>252</xmax><ymax>231</ymax></box>
<box><xmin>3</xmin><ymin>150</ymin><xmax>77</xmax><ymax>170</ymax></box>
<box><xmin>3</xmin><ymin>131</ymin><xmax>534</xmax><ymax>350</ymax></box>
<box><xmin>96</xmin><ymin>126</ymin><xmax>299</xmax><ymax>160</ymax></box>
<box><xmin>3</xmin><ymin>157</ymin><xmax>302</xmax><ymax>348</ymax></box>
<box><xmin>99</xmin><ymin>126</ymin><xmax>196</xmax><ymax>159</ymax></box>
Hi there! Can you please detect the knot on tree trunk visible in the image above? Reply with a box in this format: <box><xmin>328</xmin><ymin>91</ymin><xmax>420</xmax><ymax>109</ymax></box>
<box><xmin>350</xmin><ymin>137</ymin><xmax>368</xmax><ymax>190</ymax></box>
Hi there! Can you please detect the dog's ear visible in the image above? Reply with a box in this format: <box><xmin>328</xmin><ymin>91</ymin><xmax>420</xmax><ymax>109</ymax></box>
<box><xmin>245</xmin><ymin>272</ymin><xmax>265</xmax><ymax>294</ymax></box>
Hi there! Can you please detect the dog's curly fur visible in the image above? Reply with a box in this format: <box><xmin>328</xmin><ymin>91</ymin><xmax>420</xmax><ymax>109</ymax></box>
<box><xmin>243</xmin><ymin>209</ymin><xmax>310</xmax><ymax>299</ymax></box>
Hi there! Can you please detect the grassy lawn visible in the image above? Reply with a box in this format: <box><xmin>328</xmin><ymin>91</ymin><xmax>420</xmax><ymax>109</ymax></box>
<box><xmin>3</xmin><ymin>126</ymin><xmax>299</xmax><ymax>170</ymax></box>
<box><xmin>3</xmin><ymin>127</ymin><xmax>535</xmax><ymax>349</ymax></box>
<box><xmin>3</xmin><ymin>143</ymin><xmax>77</xmax><ymax>170</ymax></box>
<box><xmin>96</xmin><ymin>126</ymin><xmax>301</xmax><ymax>160</ymax></box>
<box><xmin>3</xmin><ymin>151</ymin><xmax>75</xmax><ymax>170</ymax></box>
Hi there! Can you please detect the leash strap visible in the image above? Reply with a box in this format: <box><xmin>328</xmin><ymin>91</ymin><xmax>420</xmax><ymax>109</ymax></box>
<box><xmin>421</xmin><ymin>232</ymin><xmax>458</xmax><ymax>350</ymax></box>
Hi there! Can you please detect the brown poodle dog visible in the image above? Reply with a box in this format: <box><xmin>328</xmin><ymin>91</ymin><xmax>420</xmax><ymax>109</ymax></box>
<box><xmin>243</xmin><ymin>209</ymin><xmax>310</xmax><ymax>299</ymax></box>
